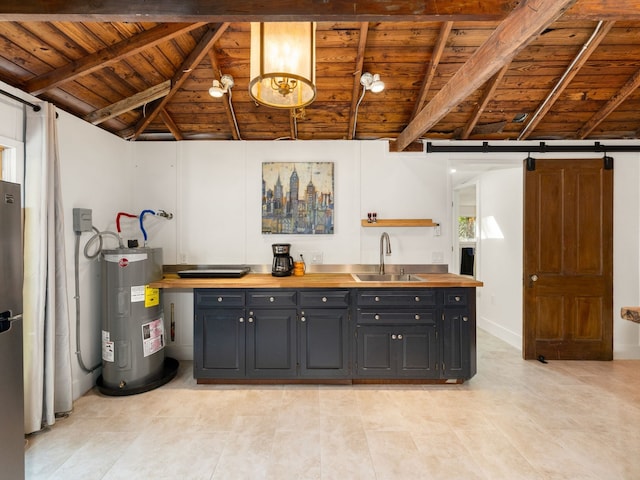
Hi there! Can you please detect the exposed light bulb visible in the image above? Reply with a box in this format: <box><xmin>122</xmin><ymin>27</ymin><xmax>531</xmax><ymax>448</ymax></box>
<box><xmin>370</xmin><ymin>74</ymin><xmax>385</xmax><ymax>93</ymax></box>
<box><xmin>209</xmin><ymin>80</ymin><xmax>224</xmax><ymax>98</ymax></box>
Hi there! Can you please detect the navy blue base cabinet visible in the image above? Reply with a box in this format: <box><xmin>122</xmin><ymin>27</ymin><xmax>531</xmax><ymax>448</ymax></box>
<box><xmin>194</xmin><ymin>287</ymin><xmax>476</xmax><ymax>383</ymax></box>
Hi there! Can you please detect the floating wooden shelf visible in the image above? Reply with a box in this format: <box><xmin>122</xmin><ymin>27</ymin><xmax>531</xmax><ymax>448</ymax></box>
<box><xmin>360</xmin><ymin>219</ymin><xmax>439</xmax><ymax>227</ymax></box>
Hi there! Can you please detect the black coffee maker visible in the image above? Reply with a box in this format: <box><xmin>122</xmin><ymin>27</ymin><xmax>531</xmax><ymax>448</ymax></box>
<box><xmin>272</xmin><ymin>243</ymin><xmax>294</xmax><ymax>276</ymax></box>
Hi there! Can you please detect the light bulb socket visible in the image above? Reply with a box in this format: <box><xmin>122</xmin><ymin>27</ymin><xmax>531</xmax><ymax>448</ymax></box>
<box><xmin>360</xmin><ymin>72</ymin><xmax>373</xmax><ymax>87</ymax></box>
<box><xmin>220</xmin><ymin>74</ymin><xmax>234</xmax><ymax>89</ymax></box>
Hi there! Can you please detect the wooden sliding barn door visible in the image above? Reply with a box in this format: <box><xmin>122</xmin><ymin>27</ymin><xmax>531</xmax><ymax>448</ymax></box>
<box><xmin>523</xmin><ymin>158</ymin><xmax>613</xmax><ymax>360</ymax></box>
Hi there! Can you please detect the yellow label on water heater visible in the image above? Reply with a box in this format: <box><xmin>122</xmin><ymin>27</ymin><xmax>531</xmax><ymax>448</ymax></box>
<box><xmin>145</xmin><ymin>286</ymin><xmax>160</xmax><ymax>307</ymax></box>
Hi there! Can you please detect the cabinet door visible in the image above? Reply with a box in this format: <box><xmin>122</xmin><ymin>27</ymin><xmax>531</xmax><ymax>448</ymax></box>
<box><xmin>355</xmin><ymin>326</ymin><xmax>393</xmax><ymax>377</ymax></box>
<box><xmin>194</xmin><ymin>308</ymin><xmax>245</xmax><ymax>378</ymax></box>
<box><xmin>395</xmin><ymin>325</ymin><xmax>439</xmax><ymax>378</ymax></box>
<box><xmin>246</xmin><ymin>308</ymin><xmax>297</xmax><ymax>378</ymax></box>
<box><xmin>299</xmin><ymin>308</ymin><xmax>349</xmax><ymax>378</ymax></box>
<box><xmin>442</xmin><ymin>309</ymin><xmax>472</xmax><ymax>379</ymax></box>
<box><xmin>356</xmin><ymin>325</ymin><xmax>438</xmax><ymax>378</ymax></box>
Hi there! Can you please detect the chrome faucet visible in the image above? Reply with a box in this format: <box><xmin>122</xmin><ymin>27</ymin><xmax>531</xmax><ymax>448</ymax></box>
<box><xmin>379</xmin><ymin>232</ymin><xmax>392</xmax><ymax>274</ymax></box>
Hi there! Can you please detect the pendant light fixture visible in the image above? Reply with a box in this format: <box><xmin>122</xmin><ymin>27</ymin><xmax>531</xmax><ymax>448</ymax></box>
<box><xmin>249</xmin><ymin>22</ymin><xmax>316</xmax><ymax>109</ymax></box>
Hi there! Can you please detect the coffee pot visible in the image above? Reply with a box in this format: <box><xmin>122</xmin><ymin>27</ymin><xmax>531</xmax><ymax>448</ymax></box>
<box><xmin>272</xmin><ymin>243</ymin><xmax>294</xmax><ymax>277</ymax></box>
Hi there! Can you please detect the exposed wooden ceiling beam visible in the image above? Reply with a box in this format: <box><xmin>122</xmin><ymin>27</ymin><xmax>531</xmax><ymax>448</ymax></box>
<box><xmin>347</xmin><ymin>23</ymin><xmax>369</xmax><ymax>140</ymax></box>
<box><xmin>518</xmin><ymin>20</ymin><xmax>615</xmax><ymax>140</ymax></box>
<box><xmin>577</xmin><ymin>66</ymin><xmax>640</xmax><ymax>139</ymax></box>
<box><xmin>564</xmin><ymin>0</ymin><xmax>640</xmax><ymax>20</ymax></box>
<box><xmin>207</xmin><ymin>50</ymin><xmax>240</xmax><ymax>140</ymax></box>
<box><xmin>411</xmin><ymin>21</ymin><xmax>453</xmax><ymax>120</ymax></box>
<box><xmin>160</xmin><ymin>109</ymin><xmax>184</xmax><ymax>141</ymax></box>
<box><xmin>460</xmin><ymin>63</ymin><xmax>510</xmax><ymax>140</ymax></box>
<box><xmin>131</xmin><ymin>22</ymin><xmax>229</xmax><ymax>140</ymax></box>
<box><xmin>83</xmin><ymin>80</ymin><xmax>171</xmax><ymax>125</ymax></box>
<box><xmin>0</xmin><ymin>0</ymin><xmax>519</xmax><ymax>22</ymax></box>
<box><xmin>0</xmin><ymin>0</ymin><xmax>636</xmax><ymax>21</ymax></box>
<box><xmin>391</xmin><ymin>0</ymin><xmax>578</xmax><ymax>152</ymax></box>
<box><xmin>24</xmin><ymin>23</ymin><xmax>204</xmax><ymax>96</ymax></box>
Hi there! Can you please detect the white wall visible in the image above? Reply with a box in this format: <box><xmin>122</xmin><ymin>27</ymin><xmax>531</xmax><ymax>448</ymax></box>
<box><xmin>475</xmin><ymin>167</ymin><xmax>523</xmax><ymax>349</ymax></box>
<box><xmin>56</xmin><ymin>110</ymin><xmax>132</xmax><ymax>398</ymax></box>
<box><xmin>360</xmin><ymin>142</ymin><xmax>450</xmax><ymax>265</ymax></box>
<box><xmin>612</xmin><ymin>154</ymin><xmax>640</xmax><ymax>358</ymax></box>
<box><xmin>131</xmin><ymin>140</ymin><xmax>451</xmax><ymax>266</ymax></box>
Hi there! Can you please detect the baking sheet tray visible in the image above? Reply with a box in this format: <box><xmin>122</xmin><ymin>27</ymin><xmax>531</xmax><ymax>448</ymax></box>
<box><xmin>177</xmin><ymin>266</ymin><xmax>250</xmax><ymax>278</ymax></box>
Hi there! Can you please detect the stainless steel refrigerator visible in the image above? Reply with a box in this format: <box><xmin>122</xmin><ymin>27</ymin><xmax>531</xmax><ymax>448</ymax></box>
<box><xmin>0</xmin><ymin>180</ymin><xmax>25</xmax><ymax>479</ymax></box>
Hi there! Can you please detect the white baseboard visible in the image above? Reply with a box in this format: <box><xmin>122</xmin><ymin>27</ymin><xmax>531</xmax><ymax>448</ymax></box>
<box><xmin>613</xmin><ymin>344</ymin><xmax>640</xmax><ymax>359</ymax></box>
<box><xmin>478</xmin><ymin>315</ymin><xmax>522</xmax><ymax>351</ymax></box>
<box><xmin>479</xmin><ymin>317</ymin><xmax>640</xmax><ymax>359</ymax></box>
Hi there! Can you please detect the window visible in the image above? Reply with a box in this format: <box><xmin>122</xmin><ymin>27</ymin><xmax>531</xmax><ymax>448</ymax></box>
<box><xmin>458</xmin><ymin>216</ymin><xmax>476</xmax><ymax>241</ymax></box>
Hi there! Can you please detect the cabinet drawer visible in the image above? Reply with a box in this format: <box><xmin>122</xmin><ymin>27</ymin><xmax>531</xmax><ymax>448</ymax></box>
<box><xmin>356</xmin><ymin>290</ymin><xmax>436</xmax><ymax>307</ymax></box>
<box><xmin>247</xmin><ymin>290</ymin><xmax>297</xmax><ymax>307</ymax></box>
<box><xmin>299</xmin><ymin>290</ymin><xmax>350</xmax><ymax>308</ymax></box>
<box><xmin>357</xmin><ymin>310</ymin><xmax>436</xmax><ymax>325</ymax></box>
<box><xmin>195</xmin><ymin>289</ymin><xmax>244</xmax><ymax>307</ymax></box>
<box><xmin>443</xmin><ymin>290</ymin><xmax>468</xmax><ymax>306</ymax></box>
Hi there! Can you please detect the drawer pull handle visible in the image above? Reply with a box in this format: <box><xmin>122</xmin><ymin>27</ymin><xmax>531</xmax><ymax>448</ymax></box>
<box><xmin>217</xmin><ymin>297</ymin><xmax>223</xmax><ymax>302</ymax></box>
<box><xmin>301</xmin><ymin>317</ymin><xmax>306</xmax><ymax>322</ymax></box>
<box><xmin>415</xmin><ymin>296</ymin><xmax>420</xmax><ymax>302</ymax></box>
<box><xmin>239</xmin><ymin>317</ymin><xmax>244</xmax><ymax>323</ymax></box>
<box><xmin>322</xmin><ymin>297</ymin><xmax>327</xmax><ymax>302</ymax></box>
<box><xmin>391</xmin><ymin>334</ymin><xmax>397</xmax><ymax>340</ymax></box>
<box><xmin>463</xmin><ymin>316</ymin><xmax>468</xmax><ymax>322</ymax></box>
<box><xmin>374</xmin><ymin>296</ymin><xmax>380</xmax><ymax>302</ymax></box>
<box><xmin>415</xmin><ymin>314</ymin><xmax>420</xmax><ymax>320</ymax></box>
<box><xmin>455</xmin><ymin>296</ymin><xmax>461</xmax><ymax>302</ymax></box>
<box><xmin>248</xmin><ymin>318</ymin><xmax>254</xmax><ymax>323</ymax></box>
<box><xmin>374</xmin><ymin>314</ymin><xmax>380</xmax><ymax>320</ymax></box>
<box><xmin>397</xmin><ymin>334</ymin><xmax>403</xmax><ymax>340</ymax></box>
<box><xmin>269</xmin><ymin>296</ymin><xmax>275</xmax><ymax>302</ymax></box>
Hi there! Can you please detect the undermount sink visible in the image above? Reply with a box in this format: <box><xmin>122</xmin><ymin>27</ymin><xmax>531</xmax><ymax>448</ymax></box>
<box><xmin>351</xmin><ymin>273</ymin><xmax>426</xmax><ymax>282</ymax></box>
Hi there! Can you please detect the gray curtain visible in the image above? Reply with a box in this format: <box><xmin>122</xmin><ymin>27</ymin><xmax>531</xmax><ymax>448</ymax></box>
<box><xmin>23</xmin><ymin>102</ymin><xmax>73</xmax><ymax>434</ymax></box>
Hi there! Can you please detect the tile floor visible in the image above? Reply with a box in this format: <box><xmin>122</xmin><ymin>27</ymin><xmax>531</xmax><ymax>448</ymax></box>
<box><xmin>25</xmin><ymin>330</ymin><xmax>640</xmax><ymax>480</ymax></box>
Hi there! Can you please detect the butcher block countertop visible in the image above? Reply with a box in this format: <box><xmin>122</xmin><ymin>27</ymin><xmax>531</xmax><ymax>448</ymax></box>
<box><xmin>150</xmin><ymin>272</ymin><xmax>483</xmax><ymax>289</ymax></box>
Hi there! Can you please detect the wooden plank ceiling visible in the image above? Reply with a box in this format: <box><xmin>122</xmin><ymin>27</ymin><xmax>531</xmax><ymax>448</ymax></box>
<box><xmin>0</xmin><ymin>0</ymin><xmax>639</xmax><ymax>150</ymax></box>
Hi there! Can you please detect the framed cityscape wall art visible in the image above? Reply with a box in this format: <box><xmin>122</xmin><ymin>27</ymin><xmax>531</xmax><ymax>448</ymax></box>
<box><xmin>262</xmin><ymin>162</ymin><xmax>334</xmax><ymax>234</ymax></box>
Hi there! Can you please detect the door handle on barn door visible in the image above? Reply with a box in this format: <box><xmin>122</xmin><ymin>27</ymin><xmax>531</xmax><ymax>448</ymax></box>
<box><xmin>528</xmin><ymin>274</ymin><xmax>538</xmax><ymax>287</ymax></box>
